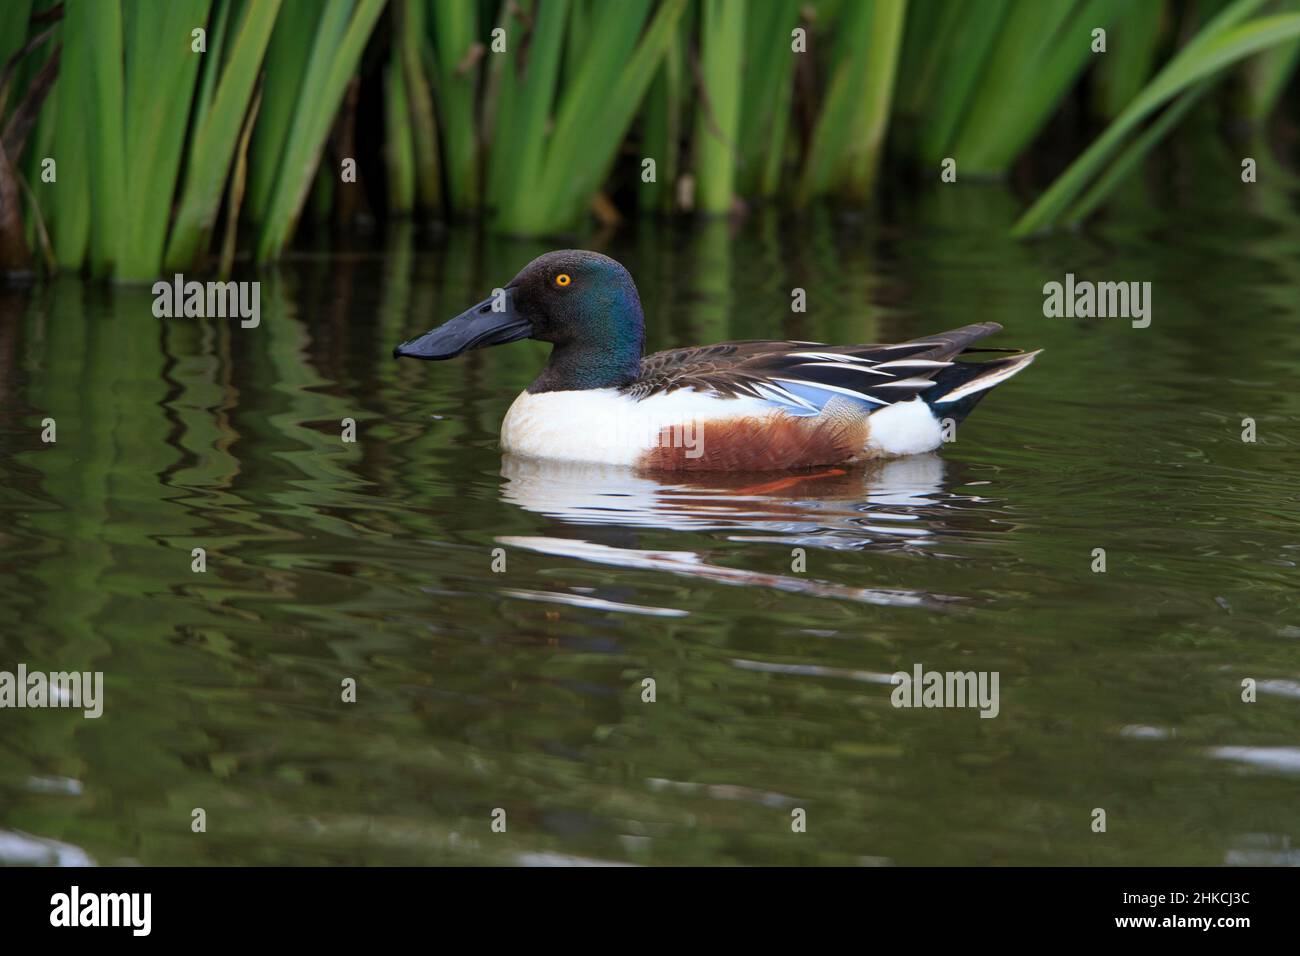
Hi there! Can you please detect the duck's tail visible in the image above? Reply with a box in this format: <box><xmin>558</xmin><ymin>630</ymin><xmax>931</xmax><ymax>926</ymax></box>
<box><xmin>921</xmin><ymin>348</ymin><xmax>1043</xmax><ymax>424</ymax></box>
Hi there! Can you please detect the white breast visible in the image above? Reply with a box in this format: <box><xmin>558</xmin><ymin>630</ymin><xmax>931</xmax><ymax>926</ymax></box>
<box><xmin>499</xmin><ymin>388</ymin><xmax>779</xmax><ymax>465</ymax></box>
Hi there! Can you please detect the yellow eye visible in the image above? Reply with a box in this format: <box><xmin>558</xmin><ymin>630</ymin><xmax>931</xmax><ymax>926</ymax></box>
<box><xmin>555</xmin><ymin>274</ymin><xmax>571</xmax><ymax>287</ymax></box>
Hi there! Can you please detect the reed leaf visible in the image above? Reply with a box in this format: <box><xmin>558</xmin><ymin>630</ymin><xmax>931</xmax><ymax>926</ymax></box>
<box><xmin>1094</xmin><ymin>0</ymin><xmax>1166</xmax><ymax>118</ymax></box>
<box><xmin>492</xmin><ymin>0</ymin><xmax>687</xmax><ymax>236</ymax></box>
<box><xmin>841</xmin><ymin>0</ymin><xmax>907</xmax><ymax>199</ymax></box>
<box><xmin>193</xmin><ymin>0</ymin><xmax>236</xmax><ymax>131</ymax></box>
<box><xmin>117</xmin><ymin>0</ymin><xmax>211</xmax><ymax>281</ymax></box>
<box><xmin>694</xmin><ymin>0</ymin><xmax>745</xmax><ymax>214</ymax></box>
<box><xmin>1013</xmin><ymin>2</ymin><xmax>1300</xmax><ymax>236</ymax></box>
<box><xmin>897</xmin><ymin>0</ymin><xmax>964</xmax><ymax>119</ymax></box>
<box><xmin>1065</xmin><ymin>83</ymin><xmax>1210</xmax><ymax>227</ymax></box>
<box><xmin>1245</xmin><ymin>0</ymin><xmax>1300</xmax><ymax>120</ymax></box>
<box><xmin>385</xmin><ymin>49</ymin><xmax>414</xmax><ymax>214</ymax></box>
<box><xmin>18</xmin><ymin>3</ymin><xmax>60</xmax><ymax>190</ymax></box>
<box><xmin>72</xmin><ymin>0</ymin><xmax>126</xmax><ymax>276</ymax></box>
<box><xmin>400</xmin><ymin>0</ymin><xmax>440</xmax><ymax>210</ymax></box>
<box><xmin>915</xmin><ymin>0</ymin><xmax>1008</xmax><ymax>165</ymax></box>
<box><xmin>735</xmin><ymin>0</ymin><xmax>802</xmax><ymax>199</ymax></box>
<box><xmin>165</xmin><ymin>0</ymin><xmax>281</xmax><ymax>272</ymax></box>
<box><xmin>486</xmin><ymin>0</ymin><xmax>566</xmax><ymax>226</ymax></box>
<box><xmin>536</xmin><ymin>0</ymin><xmax>686</xmax><ymax>232</ymax></box>
<box><xmin>13</xmin><ymin>0</ymin><xmax>1300</xmax><ymax>264</ymax></box>
<box><xmin>426</xmin><ymin>0</ymin><xmax>478</xmax><ymax>211</ymax></box>
<box><xmin>1247</xmin><ymin>36</ymin><xmax>1300</xmax><ymax>117</ymax></box>
<box><xmin>245</xmin><ymin>0</ymin><xmax>323</xmax><ymax>223</ymax></box>
<box><xmin>0</xmin><ymin>2</ymin><xmax>34</xmax><ymax>82</ymax></box>
<box><xmin>1</xmin><ymin>29</ymin><xmax>58</xmax><ymax>162</ymax></box>
<box><xmin>479</xmin><ymin>10</ymin><xmax>514</xmax><ymax>209</ymax></box>
<box><xmin>638</xmin><ymin>19</ymin><xmax>684</xmax><ymax>211</ymax></box>
<box><xmin>751</xmin><ymin>3</ymin><xmax>799</xmax><ymax>198</ymax></box>
<box><xmin>563</xmin><ymin>0</ymin><xmax>599</xmax><ymax>87</ymax></box>
<box><xmin>519</xmin><ymin>0</ymin><xmax>654</xmax><ymax>231</ymax></box>
<box><xmin>218</xmin><ymin>84</ymin><xmax>260</xmax><ymax>278</ymax></box>
<box><xmin>951</xmin><ymin>0</ymin><xmax>1123</xmax><ymax>175</ymax></box>
<box><xmin>256</xmin><ymin>0</ymin><xmax>386</xmax><ymax>260</ymax></box>
<box><xmin>799</xmin><ymin>0</ymin><xmax>908</xmax><ymax>203</ymax></box>
<box><xmin>48</xmin><ymin>35</ymin><xmax>89</xmax><ymax>268</ymax></box>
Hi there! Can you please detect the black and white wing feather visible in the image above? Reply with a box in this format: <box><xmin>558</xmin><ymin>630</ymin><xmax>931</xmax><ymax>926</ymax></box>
<box><xmin>623</xmin><ymin>323</ymin><xmax>1014</xmax><ymax>412</ymax></box>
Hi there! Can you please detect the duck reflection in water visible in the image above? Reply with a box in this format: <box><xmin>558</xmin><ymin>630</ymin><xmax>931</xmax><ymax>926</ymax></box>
<box><xmin>496</xmin><ymin>453</ymin><xmax>1001</xmax><ymax>610</ymax></box>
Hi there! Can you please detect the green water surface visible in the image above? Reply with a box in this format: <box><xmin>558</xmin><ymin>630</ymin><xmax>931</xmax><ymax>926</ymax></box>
<box><xmin>1</xmin><ymin>181</ymin><xmax>1298</xmax><ymax>866</ymax></box>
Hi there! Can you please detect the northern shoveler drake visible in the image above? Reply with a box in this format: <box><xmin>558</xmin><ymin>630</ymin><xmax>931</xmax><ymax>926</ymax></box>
<box><xmin>394</xmin><ymin>250</ymin><xmax>1041</xmax><ymax>472</ymax></box>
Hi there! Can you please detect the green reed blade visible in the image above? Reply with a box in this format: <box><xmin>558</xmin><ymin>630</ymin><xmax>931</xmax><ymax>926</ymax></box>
<box><xmin>256</xmin><ymin>0</ymin><xmax>386</xmax><ymax>261</ymax></box>
<box><xmin>529</xmin><ymin>0</ymin><xmax>686</xmax><ymax>235</ymax></box>
<box><xmin>752</xmin><ymin>2</ymin><xmax>799</xmax><ymax>198</ymax></box>
<box><xmin>486</xmin><ymin>0</ymin><xmax>570</xmax><ymax>233</ymax></box>
<box><xmin>639</xmin><ymin>15</ymin><xmax>685</xmax><ymax>211</ymax></box>
<box><xmin>916</xmin><ymin>0</ymin><xmax>1008</xmax><ymax>164</ymax></box>
<box><xmin>385</xmin><ymin>49</ymin><xmax>414</xmax><ymax>214</ymax></box>
<box><xmin>218</xmin><ymin>84</ymin><xmax>260</xmax><ymax>278</ymax></box>
<box><xmin>796</xmin><ymin>0</ymin><xmax>874</xmax><ymax>203</ymax></box>
<box><xmin>427</xmin><ymin>0</ymin><xmax>479</xmax><ymax>211</ymax></box>
<box><xmin>401</xmin><ymin>0</ymin><xmax>440</xmax><ymax>211</ymax></box>
<box><xmin>947</xmin><ymin>0</ymin><xmax>1080</xmax><ymax>165</ymax></box>
<box><xmin>480</xmin><ymin>0</ymin><xmax>527</xmax><ymax>212</ymax></box>
<box><xmin>245</xmin><ymin>0</ymin><xmax>325</xmax><ymax>223</ymax></box>
<box><xmin>165</xmin><ymin>0</ymin><xmax>281</xmax><ymax>272</ymax></box>
<box><xmin>563</xmin><ymin>0</ymin><xmax>598</xmax><ymax>87</ymax></box>
<box><xmin>1065</xmin><ymin>83</ymin><xmax>1210</xmax><ymax>227</ymax></box>
<box><xmin>897</xmin><ymin>0</ymin><xmax>961</xmax><ymax>118</ymax></box>
<box><xmin>841</xmin><ymin>0</ymin><xmax>907</xmax><ymax>200</ymax></box>
<box><xmin>0</xmin><ymin>1</ymin><xmax>33</xmax><ymax>76</ymax></box>
<box><xmin>1013</xmin><ymin>5</ymin><xmax>1300</xmax><ymax>236</ymax></box>
<box><xmin>49</xmin><ymin>27</ymin><xmax>89</xmax><ymax>268</ymax></box>
<box><xmin>118</xmin><ymin>0</ymin><xmax>211</xmax><ymax>282</ymax></box>
<box><xmin>69</xmin><ymin>0</ymin><xmax>126</xmax><ymax>276</ymax></box>
<box><xmin>1</xmin><ymin>29</ymin><xmax>59</xmax><ymax>160</ymax></box>
<box><xmin>193</xmin><ymin>0</ymin><xmax>235</xmax><ymax>130</ymax></box>
<box><xmin>531</xmin><ymin>0</ymin><xmax>656</xmax><ymax>222</ymax></box>
<box><xmin>952</xmin><ymin>0</ymin><xmax>1123</xmax><ymax>175</ymax></box>
<box><xmin>1095</xmin><ymin>0</ymin><xmax>1166</xmax><ymax>118</ymax></box>
<box><xmin>1245</xmin><ymin>0</ymin><xmax>1300</xmax><ymax>120</ymax></box>
<box><xmin>694</xmin><ymin>0</ymin><xmax>745</xmax><ymax>215</ymax></box>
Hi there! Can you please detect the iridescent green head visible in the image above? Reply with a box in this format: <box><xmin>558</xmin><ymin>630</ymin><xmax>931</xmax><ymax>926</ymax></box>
<box><xmin>394</xmin><ymin>250</ymin><xmax>646</xmax><ymax>392</ymax></box>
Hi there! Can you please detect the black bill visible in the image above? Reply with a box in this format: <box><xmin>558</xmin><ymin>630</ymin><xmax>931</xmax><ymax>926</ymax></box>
<box><xmin>392</xmin><ymin>289</ymin><xmax>532</xmax><ymax>360</ymax></box>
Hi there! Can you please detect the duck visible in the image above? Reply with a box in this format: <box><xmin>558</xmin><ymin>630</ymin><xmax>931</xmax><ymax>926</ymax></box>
<box><xmin>394</xmin><ymin>250</ymin><xmax>1041</xmax><ymax>472</ymax></box>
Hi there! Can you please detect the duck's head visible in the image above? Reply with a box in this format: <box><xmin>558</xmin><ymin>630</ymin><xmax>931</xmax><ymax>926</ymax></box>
<box><xmin>393</xmin><ymin>250</ymin><xmax>645</xmax><ymax>392</ymax></box>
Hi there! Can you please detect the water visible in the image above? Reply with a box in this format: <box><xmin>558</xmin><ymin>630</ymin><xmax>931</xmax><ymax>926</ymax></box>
<box><xmin>1</xmin><ymin>178</ymin><xmax>1298</xmax><ymax>866</ymax></box>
